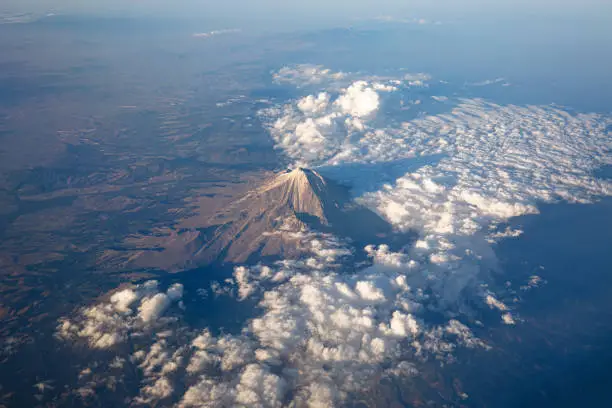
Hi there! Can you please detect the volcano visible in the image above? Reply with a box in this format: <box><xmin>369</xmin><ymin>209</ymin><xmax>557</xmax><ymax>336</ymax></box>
<box><xmin>194</xmin><ymin>167</ymin><xmax>396</xmax><ymax>264</ymax></box>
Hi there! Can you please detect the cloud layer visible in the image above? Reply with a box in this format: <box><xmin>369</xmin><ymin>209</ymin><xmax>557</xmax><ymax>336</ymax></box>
<box><xmin>56</xmin><ymin>64</ymin><xmax>612</xmax><ymax>406</ymax></box>
<box><xmin>57</xmin><ymin>233</ymin><xmax>491</xmax><ymax>407</ymax></box>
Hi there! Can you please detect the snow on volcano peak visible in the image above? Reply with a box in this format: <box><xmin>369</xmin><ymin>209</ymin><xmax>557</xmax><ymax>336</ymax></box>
<box><xmin>191</xmin><ymin>167</ymin><xmax>394</xmax><ymax>264</ymax></box>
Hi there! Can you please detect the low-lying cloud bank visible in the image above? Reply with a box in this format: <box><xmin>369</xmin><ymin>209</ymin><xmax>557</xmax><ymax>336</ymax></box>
<box><xmin>56</xmin><ymin>64</ymin><xmax>612</xmax><ymax>406</ymax></box>
<box><xmin>57</xmin><ymin>233</ymin><xmax>492</xmax><ymax>407</ymax></box>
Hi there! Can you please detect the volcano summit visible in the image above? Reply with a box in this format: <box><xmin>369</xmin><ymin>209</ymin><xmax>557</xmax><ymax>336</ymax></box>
<box><xmin>194</xmin><ymin>167</ymin><xmax>397</xmax><ymax>264</ymax></box>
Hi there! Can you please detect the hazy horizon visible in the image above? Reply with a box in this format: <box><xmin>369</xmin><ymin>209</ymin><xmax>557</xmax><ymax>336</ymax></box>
<box><xmin>3</xmin><ymin>0</ymin><xmax>612</xmax><ymax>29</ymax></box>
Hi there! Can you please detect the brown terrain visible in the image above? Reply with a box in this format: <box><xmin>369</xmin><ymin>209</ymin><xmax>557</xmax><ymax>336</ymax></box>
<box><xmin>0</xmin><ymin>18</ymin><xmax>307</xmax><ymax>357</ymax></box>
<box><xmin>118</xmin><ymin>167</ymin><xmax>396</xmax><ymax>269</ymax></box>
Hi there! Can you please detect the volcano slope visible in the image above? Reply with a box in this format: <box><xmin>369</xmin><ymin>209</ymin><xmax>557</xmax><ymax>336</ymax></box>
<box><xmin>194</xmin><ymin>167</ymin><xmax>406</xmax><ymax>264</ymax></box>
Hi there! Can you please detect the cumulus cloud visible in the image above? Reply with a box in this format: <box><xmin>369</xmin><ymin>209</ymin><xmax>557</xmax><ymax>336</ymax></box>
<box><xmin>485</xmin><ymin>294</ymin><xmax>509</xmax><ymax>311</ymax></box>
<box><xmin>235</xmin><ymin>364</ymin><xmax>286</xmax><ymax>407</ymax></box>
<box><xmin>334</xmin><ymin>81</ymin><xmax>380</xmax><ymax>117</ymax></box>
<box><xmin>138</xmin><ymin>293</ymin><xmax>172</xmax><ymax>323</ymax></box>
<box><xmin>56</xmin><ymin>281</ymin><xmax>184</xmax><ymax>349</ymax></box>
<box><xmin>261</xmin><ymin>66</ymin><xmax>440</xmax><ymax>167</ymax></box>
<box><xmin>297</xmin><ymin>92</ymin><xmax>331</xmax><ymax>114</ymax></box>
<box><xmin>110</xmin><ymin>288</ymin><xmax>138</xmax><ymax>312</ymax></box>
<box><xmin>262</xmin><ymin>80</ymin><xmax>398</xmax><ymax>166</ymax></box>
<box><xmin>501</xmin><ymin>313</ymin><xmax>516</xmax><ymax>325</ymax></box>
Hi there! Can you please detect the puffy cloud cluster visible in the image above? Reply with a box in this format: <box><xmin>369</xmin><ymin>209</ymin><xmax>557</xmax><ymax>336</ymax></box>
<box><xmin>232</xmin><ymin>233</ymin><xmax>352</xmax><ymax>300</ymax></box>
<box><xmin>56</xmin><ymin>281</ymin><xmax>184</xmax><ymax>349</ymax></box>
<box><xmin>297</xmin><ymin>92</ymin><xmax>330</xmax><ymax>114</ymax></box>
<box><xmin>334</xmin><ymin>81</ymin><xmax>380</xmax><ymax>117</ymax></box>
<box><xmin>263</xmin><ymin>66</ymin><xmax>415</xmax><ymax>167</ymax></box>
<box><xmin>58</xmin><ymin>232</ymin><xmax>490</xmax><ymax>407</ymax></box>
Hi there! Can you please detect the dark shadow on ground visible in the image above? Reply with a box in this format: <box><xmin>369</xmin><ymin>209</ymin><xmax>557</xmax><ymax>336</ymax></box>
<box><xmin>449</xmin><ymin>197</ymin><xmax>612</xmax><ymax>408</ymax></box>
<box><xmin>316</xmin><ymin>154</ymin><xmax>446</xmax><ymax>197</ymax></box>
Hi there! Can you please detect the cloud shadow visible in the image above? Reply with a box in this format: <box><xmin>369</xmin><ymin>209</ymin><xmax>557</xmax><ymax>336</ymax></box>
<box><xmin>315</xmin><ymin>153</ymin><xmax>446</xmax><ymax>197</ymax></box>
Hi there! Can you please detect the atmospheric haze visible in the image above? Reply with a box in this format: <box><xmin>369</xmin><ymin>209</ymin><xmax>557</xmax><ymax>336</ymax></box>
<box><xmin>1</xmin><ymin>1</ymin><xmax>611</xmax><ymax>407</ymax></box>
<box><xmin>4</xmin><ymin>0</ymin><xmax>612</xmax><ymax>29</ymax></box>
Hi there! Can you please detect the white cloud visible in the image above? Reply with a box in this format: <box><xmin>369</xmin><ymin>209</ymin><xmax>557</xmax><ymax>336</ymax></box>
<box><xmin>110</xmin><ymin>288</ymin><xmax>138</xmax><ymax>312</ymax></box>
<box><xmin>56</xmin><ymin>281</ymin><xmax>184</xmax><ymax>349</ymax></box>
<box><xmin>501</xmin><ymin>313</ymin><xmax>516</xmax><ymax>325</ymax></box>
<box><xmin>137</xmin><ymin>376</ymin><xmax>174</xmax><ymax>403</ymax></box>
<box><xmin>179</xmin><ymin>378</ymin><xmax>232</xmax><ymax>407</ymax></box>
<box><xmin>431</xmin><ymin>95</ymin><xmax>449</xmax><ymax>102</ymax></box>
<box><xmin>192</xmin><ymin>29</ymin><xmax>240</xmax><ymax>38</ymax></box>
<box><xmin>385</xmin><ymin>311</ymin><xmax>420</xmax><ymax>337</ymax></box>
<box><xmin>235</xmin><ymin>364</ymin><xmax>286</xmax><ymax>407</ymax></box>
<box><xmin>138</xmin><ymin>293</ymin><xmax>172</xmax><ymax>323</ymax></box>
<box><xmin>166</xmin><ymin>283</ymin><xmax>184</xmax><ymax>300</ymax></box>
<box><xmin>487</xmin><ymin>226</ymin><xmax>523</xmax><ymax>242</ymax></box>
<box><xmin>355</xmin><ymin>280</ymin><xmax>386</xmax><ymax>302</ymax></box>
<box><xmin>372</xmin><ymin>82</ymin><xmax>398</xmax><ymax>92</ymax></box>
<box><xmin>297</xmin><ymin>92</ymin><xmax>331</xmax><ymax>114</ymax></box>
<box><xmin>234</xmin><ymin>266</ymin><xmax>257</xmax><ymax>300</ymax></box>
<box><xmin>485</xmin><ymin>294</ymin><xmax>509</xmax><ymax>311</ymax></box>
<box><xmin>261</xmin><ymin>66</ymin><xmax>440</xmax><ymax>168</ymax></box>
<box><xmin>262</xmin><ymin>76</ymin><xmax>395</xmax><ymax>166</ymax></box>
<box><xmin>334</xmin><ymin>81</ymin><xmax>380</xmax><ymax>117</ymax></box>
